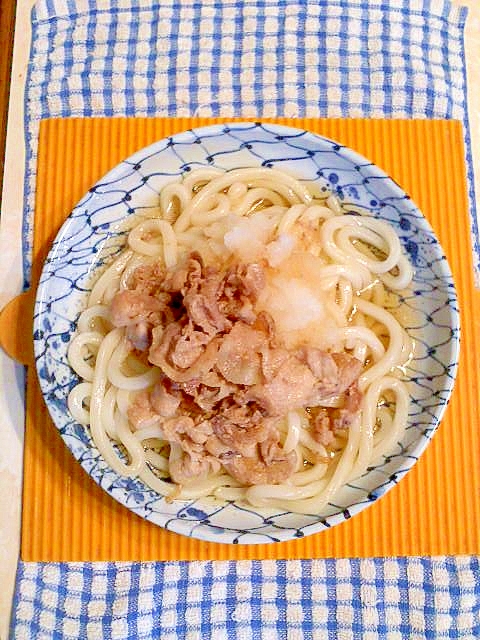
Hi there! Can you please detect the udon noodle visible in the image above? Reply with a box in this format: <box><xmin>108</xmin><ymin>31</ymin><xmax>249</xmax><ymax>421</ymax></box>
<box><xmin>67</xmin><ymin>167</ymin><xmax>414</xmax><ymax>515</ymax></box>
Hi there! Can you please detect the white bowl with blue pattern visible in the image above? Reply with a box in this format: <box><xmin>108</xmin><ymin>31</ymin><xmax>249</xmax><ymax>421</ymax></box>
<box><xmin>34</xmin><ymin>122</ymin><xmax>460</xmax><ymax>544</ymax></box>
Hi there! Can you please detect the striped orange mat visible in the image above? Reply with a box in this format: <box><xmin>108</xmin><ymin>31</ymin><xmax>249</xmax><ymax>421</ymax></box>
<box><xmin>10</xmin><ymin>117</ymin><xmax>480</xmax><ymax>560</ymax></box>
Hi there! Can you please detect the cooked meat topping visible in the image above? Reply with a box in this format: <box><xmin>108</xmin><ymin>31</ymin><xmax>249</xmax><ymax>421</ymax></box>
<box><xmin>216</xmin><ymin>322</ymin><xmax>266</xmax><ymax>385</ymax></box>
<box><xmin>246</xmin><ymin>355</ymin><xmax>316</xmax><ymax>416</ymax></box>
<box><xmin>150</xmin><ymin>382</ymin><xmax>181</xmax><ymax>418</ymax></box>
<box><xmin>128</xmin><ymin>390</ymin><xmax>162</xmax><ymax>430</ymax></box>
<box><xmin>110</xmin><ymin>252</ymin><xmax>364</xmax><ymax>487</ymax></box>
<box><xmin>221</xmin><ymin>444</ymin><xmax>297</xmax><ymax>486</ymax></box>
<box><xmin>110</xmin><ymin>290</ymin><xmax>169</xmax><ymax>328</ymax></box>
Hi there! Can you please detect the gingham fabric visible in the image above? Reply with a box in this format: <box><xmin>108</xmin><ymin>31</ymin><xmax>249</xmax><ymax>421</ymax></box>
<box><xmin>21</xmin><ymin>0</ymin><xmax>479</xmax><ymax>285</ymax></box>
<box><xmin>10</xmin><ymin>0</ymin><xmax>480</xmax><ymax>638</ymax></box>
<box><xmin>11</xmin><ymin>558</ymin><xmax>480</xmax><ymax>639</ymax></box>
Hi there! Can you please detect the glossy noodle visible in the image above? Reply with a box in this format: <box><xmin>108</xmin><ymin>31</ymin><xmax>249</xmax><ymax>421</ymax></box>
<box><xmin>67</xmin><ymin>167</ymin><xmax>414</xmax><ymax>515</ymax></box>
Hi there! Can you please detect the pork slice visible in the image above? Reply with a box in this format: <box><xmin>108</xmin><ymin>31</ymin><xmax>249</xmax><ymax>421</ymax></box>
<box><xmin>179</xmin><ymin>379</ymin><xmax>201</xmax><ymax>397</ymax></box>
<box><xmin>193</xmin><ymin>381</ymin><xmax>237</xmax><ymax>411</ymax></box>
<box><xmin>246</xmin><ymin>356</ymin><xmax>317</xmax><ymax>416</ymax></box>
<box><xmin>253</xmin><ymin>311</ymin><xmax>276</xmax><ymax>340</ymax></box>
<box><xmin>210</xmin><ymin>406</ymin><xmax>296</xmax><ymax>485</ymax></box>
<box><xmin>162</xmin><ymin>415</ymin><xmax>213</xmax><ymax>446</ymax></box>
<box><xmin>218</xmin><ymin>295</ymin><xmax>255</xmax><ymax>324</ymax></box>
<box><xmin>110</xmin><ymin>290</ymin><xmax>169</xmax><ymax>328</ymax></box>
<box><xmin>150</xmin><ymin>382</ymin><xmax>181</xmax><ymax>418</ymax></box>
<box><xmin>190</xmin><ymin>419</ymin><xmax>215</xmax><ymax>445</ymax></box>
<box><xmin>169</xmin><ymin>445</ymin><xmax>217</xmax><ymax>484</ymax></box>
<box><xmin>312</xmin><ymin>381</ymin><xmax>363</xmax><ymax>444</ymax></box>
<box><xmin>163</xmin><ymin>252</ymin><xmax>203</xmax><ymax>292</ymax></box>
<box><xmin>180</xmin><ymin>258</ymin><xmax>231</xmax><ymax>335</ymax></box>
<box><xmin>205</xmin><ymin>435</ymin><xmax>234</xmax><ymax>459</ymax></box>
<box><xmin>301</xmin><ymin>348</ymin><xmax>363</xmax><ymax>404</ymax></box>
<box><xmin>236</xmin><ymin>299</ymin><xmax>256</xmax><ymax>324</ymax></box>
<box><xmin>149</xmin><ymin>323</ymin><xmax>178</xmax><ymax>366</ymax></box>
<box><xmin>259</xmin><ymin>345</ymin><xmax>290</xmax><ymax>381</ymax></box>
<box><xmin>225</xmin><ymin>262</ymin><xmax>266</xmax><ymax>299</ymax></box>
<box><xmin>128</xmin><ymin>390</ymin><xmax>162</xmax><ymax>430</ymax></box>
<box><xmin>149</xmin><ymin>323</ymin><xmax>220</xmax><ymax>383</ymax></box>
<box><xmin>184</xmin><ymin>292</ymin><xmax>232</xmax><ymax>335</ymax></box>
<box><xmin>162</xmin><ymin>415</ymin><xmax>195</xmax><ymax>443</ymax></box>
<box><xmin>165</xmin><ymin>417</ymin><xmax>219</xmax><ymax>484</ymax></box>
<box><xmin>312</xmin><ymin>409</ymin><xmax>336</xmax><ymax>447</ymax></box>
<box><xmin>219</xmin><ymin>262</ymin><xmax>266</xmax><ymax>323</ymax></box>
<box><xmin>125</xmin><ymin>321</ymin><xmax>151</xmax><ymax>351</ymax></box>
<box><xmin>221</xmin><ymin>446</ymin><xmax>297</xmax><ymax>486</ymax></box>
<box><xmin>300</xmin><ymin>348</ymin><xmax>339</xmax><ymax>386</ymax></box>
<box><xmin>242</xmin><ymin>262</ymin><xmax>266</xmax><ymax>298</ymax></box>
<box><xmin>130</xmin><ymin>262</ymin><xmax>166</xmax><ymax>295</ymax></box>
<box><xmin>202</xmin><ymin>265</ymin><xmax>225</xmax><ymax>299</ymax></box>
<box><xmin>216</xmin><ymin>322</ymin><xmax>267</xmax><ymax>385</ymax></box>
<box><xmin>211</xmin><ymin>412</ymin><xmax>270</xmax><ymax>458</ymax></box>
<box><xmin>220</xmin><ymin>403</ymin><xmax>266</xmax><ymax>427</ymax></box>
<box><xmin>331</xmin><ymin>353</ymin><xmax>363</xmax><ymax>391</ymax></box>
<box><xmin>331</xmin><ymin>381</ymin><xmax>363</xmax><ymax>430</ymax></box>
<box><xmin>170</xmin><ymin>323</ymin><xmax>211</xmax><ymax>369</ymax></box>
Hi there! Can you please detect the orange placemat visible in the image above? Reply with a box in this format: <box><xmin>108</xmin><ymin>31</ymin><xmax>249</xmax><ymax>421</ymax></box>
<box><xmin>12</xmin><ymin>117</ymin><xmax>480</xmax><ymax>560</ymax></box>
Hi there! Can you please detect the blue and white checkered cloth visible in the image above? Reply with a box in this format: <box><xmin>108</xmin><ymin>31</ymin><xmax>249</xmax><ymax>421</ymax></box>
<box><xmin>11</xmin><ymin>558</ymin><xmax>480</xmax><ymax>638</ymax></box>
<box><xmin>10</xmin><ymin>0</ymin><xmax>480</xmax><ymax>638</ymax></box>
<box><xmin>21</xmin><ymin>0</ymin><xmax>479</xmax><ymax>286</ymax></box>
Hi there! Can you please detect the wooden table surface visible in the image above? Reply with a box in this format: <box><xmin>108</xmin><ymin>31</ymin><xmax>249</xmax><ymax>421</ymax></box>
<box><xmin>0</xmin><ymin>0</ymin><xmax>17</xmax><ymax>209</ymax></box>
